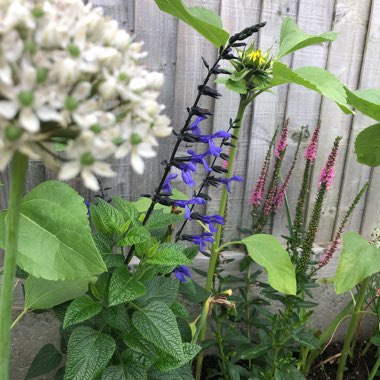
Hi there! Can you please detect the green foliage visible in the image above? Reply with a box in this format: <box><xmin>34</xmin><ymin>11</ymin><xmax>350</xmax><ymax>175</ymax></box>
<box><xmin>277</xmin><ymin>16</ymin><xmax>337</xmax><ymax>59</ymax></box>
<box><xmin>0</xmin><ymin>181</ymin><xmax>106</xmax><ymax>280</ymax></box>
<box><xmin>108</xmin><ymin>267</ymin><xmax>146</xmax><ymax>306</ymax></box>
<box><xmin>63</xmin><ymin>296</ymin><xmax>102</xmax><ymax>328</ymax></box>
<box><xmin>25</xmin><ymin>344</ymin><xmax>62</xmax><ymax>379</ymax></box>
<box><xmin>146</xmin><ymin>243</ymin><xmax>191</xmax><ymax>268</ymax></box>
<box><xmin>90</xmin><ymin>198</ymin><xmax>125</xmax><ymax>236</ymax></box>
<box><xmin>154</xmin><ymin>0</ymin><xmax>229</xmax><ymax>47</ymax></box>
<box><xmin>64</xmin><ymin>327</ymin><xmax>116</xmax><ymax>380</ymax></box>
<box><xmin>355</xmin><ymin>123</ymin><xmax>380</xmax><ymax>167</ymax></box>
<box><xmin>24</xmin><ymin>276</ymin><xmax>90</xmax><ymax>310</ymax></box>
<box><xmin>334</xmin><ymin>232</ymin><xmax>380</xmax><ymax>294</ymax></box>
<box><xmin>242</xmin><ymin>234</ymin><xmax>297</xmax><ymax>295</ymax></box>
<box><xmin>117</xmin><ymin>226</ymin><xmax>151</xmax><ymax>246</ymax></box>
<box><xmin>136</xmin><ymin>276</ymin><xmax>179</xmax><ymax>306</ymax></box>
<box><xmin>145</xmin><ymin>210</ymin><xmax>184</xmax><ymax>230</ymax></box>
<box><xmin>132</xmin><ymin>301</ymin><xmax>184</xmax><ymax>358</ymax></box>
<box><xmin>347</xmin><ymin>88</ymin><xmax>380</xmax><ymax>121</ymax></box>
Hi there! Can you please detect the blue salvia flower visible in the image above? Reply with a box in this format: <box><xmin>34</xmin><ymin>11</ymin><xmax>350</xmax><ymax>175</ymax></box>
<box><xmin>186</xmin><ymin>149</ymin><xmax>214</xmax><ymax>172</ymax></box>
<box><xmin>161</xmin><ymin>173</ymin><xmax>178</xmax><ymax>194</ymax></box>
<box><xmin>219</xmin><ymin>175</ymin><xmax>244</xmax><ymax>192</ymax></box>
<box><xmin>190</xmin><ymin>116</ymin><xmax>206</xmax><ymax>135</ymax></box>
<box><xmin>182</xmin><ymin>232</ymin><xmax>215</xmax><ymax>254</ymax></box>
<box><xmin>185</xmin><ymin>211</ymin><xmax>224</xmax><ymax>233</ymax></box>
<box><xmin>173</xmin><ymin>265</ymin><xmax>192</xmax><ymax>283</ymax></box>
<box><xmin>174</xmin><ymin>162</ymin><xmax>197</xmax><ymax>186</ymax></box>
<box><xmin>174</xmin><ymin>197</ymin><xmax>207</xmax><ymax>216</ymax></box>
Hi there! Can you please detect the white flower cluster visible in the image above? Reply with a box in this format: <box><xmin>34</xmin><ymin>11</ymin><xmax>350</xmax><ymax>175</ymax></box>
<box><xmin>370</xmin><ymin>227</ymin><xmax>380</xmax><ymax>249</ymax></box>
<box><xmin>0</xmin><ymin>0</ymin><xmax>171</xmax><ymax>190</ymax></box>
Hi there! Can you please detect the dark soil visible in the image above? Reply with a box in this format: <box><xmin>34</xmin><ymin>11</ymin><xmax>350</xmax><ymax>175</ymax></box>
<box><xmin>200</xmin><ymin>342</ymin><xmax>378</xmax><ymax>379</ymax></box>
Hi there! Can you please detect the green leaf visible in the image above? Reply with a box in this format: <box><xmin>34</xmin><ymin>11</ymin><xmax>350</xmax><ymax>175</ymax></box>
<box><xmin>63</xmin><ymin>296</ymin><xmax>102</xmax><ymax>328</ymax></box>
<box><xmin>132</xmin><ymin>301</ymin><xmax>184</xmax><ymax>358</ymax></box>
<box><xmin>155</xmin><ymin>0</ymin><xmax>229</xmax><ymax>47</ymax></box>
<box><xmin>102</xmin><ymin>254</ymin><xmax>125</xmax><ymax>269</ymax></box>
<box><xmin>0</xmin><ymin>181</ymin><xmax>106</xmax><ymax>280</ymax></box>
<box><xmin>171</xmin><ymin>301</ymin><xmax>190</xmax><ymax>320</ymax></box>
<box><xmin>145</xmin><ymin>210</ymin><xmax>184</xmax><ymax>230</ymax></box>
<box><xmin>347</xmin><ymin>88</ymin><xmax>380</xmax><ymax>121</ymax></box>
<box><xmin>24</xmin><ymin>276</ymin><xmax>90</xmax><ymax>310</ymax></box>
<box><xmin>101</xmin><ymin>364</ymin><xmax>147</xmax><ymax>380</ymax></box>
<box><xmin>137</xmin><ymin>277</ymin><xmax>179</xmax><ymax>306</ymax></box>
<box><xmin>91</xmin><ymin>198</ymin><xmax>124</xmax><ymax>236</ymax></box>
<box><xmin>277</xmin><ymin>16</ymin><xmax>337</xmax><ymax>59</ymax></box>
<box><xmin>112</xmin><ymin>196</ymin><xmax>140</xmax><ymax>224</ymax></box>
<box><xmin>242</xmin><ymin>234</ymin><xmax>296</xmax><ymax>295</ymax></box>
<box><xmin>274</xmin><ymin>366</ymin><xmax>305</xmax><ymax>380</ymax></box>
<box><xmin>355</xmin><ymin>123</ymin><xmax>380</xmax><ymax>167</ymax></box>
<box><xmin>270</xmin><ymin>62</ymin><xmax>352</xmax><ymax>114</ymax></box>
<box><xmin>179</xmin><ymin>279</ymin><xmax>209</xmax><ymax>303</ymax></box>
<box><xmin>149</xmin><ymin>365</ymin><xmax>194</xmax><ymax>380</ymax></box>
<box><xmin>215</xmin><ymin>77</ymin><xmax>248</xmax><ymax>94</ymax></box>
<box><xmin>103</xmin><ymin>305</ymin><xmax>130</xmax><ymax>333</ymax></box>
<box><xmin>153</xmin><ymin>343</ymin><xmax>200</xmax><ymax>371</ymax></box>
<box><xmin>118</xmin><ymin>226</ymin><xmax>151</xmax><ymax>246</ymax></box>
<box><xmin>290</xmin><ymin>330</ymin><xmax>319</xmax><ymax>349</ymax></box>
<box><xmin>64</xmin><ymin>326</ymin><xmax>116</xmax><ymax>380</ymax></box>
<box><xmin>334</xmin><ymin>232</ymin><xmax>380</xmax><ymax>294</ymax></box>
<box><xmin>240</xmin><ymin>344</ymin><xmax>271</xmax><ymax>360</ymax></box>
<box><xmin>108</xmin><ymin>267</ymin><xmax>146</xmax><ymax>306</ymax></box>
<box><xmin>25</xmin><ymin>344</ymin><xmax>62</xmax><ymax>379</ymax></box>
<box><xmin>146</xmin><ymin>243</ymin><xmax>191</xmax><ymax>267</ymax></box>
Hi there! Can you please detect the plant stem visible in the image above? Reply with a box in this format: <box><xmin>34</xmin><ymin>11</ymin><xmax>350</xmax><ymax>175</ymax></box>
<box><xmin>336</xmin><ymin>277</ymin><xmax>370</xmax><ymax>380</ymax></box>
<box><xmin>245</xmin><ymin>263</ymin><xmax>252</xmax><ymax>370</ymax></box>
<box><xmin>195</xmin><ymin>95</ymin><xmax>249</xmax><ymax>380</ymax></box>
<box><xmin>368</xmin><ymin>352</ymin><xmax>380</xmax><ymax>380</ymax></box>
<box><xmin>0</xmin><ymin>152</ymin><xmax>28</xmax><ymax>380</ymax></box>
<box><xmin>10</xmin><ymin>308</ymin><xmax>28</xmax><ymax>330</ymax></box>
<box><xmin>303</xmin><ymin>300</ymin><xmax>354</xmax><ymax>375</ymax></box>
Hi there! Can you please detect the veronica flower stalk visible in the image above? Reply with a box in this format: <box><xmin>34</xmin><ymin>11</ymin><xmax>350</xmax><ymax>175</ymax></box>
<box><xmin>292</xmin><ymin>122</ymin><xmax>321</xmax><ymax>249</ymax></box>
<box><xmin>318</xmin><ymin>182</ymin><xmax>368</xmax><ymax>268</ymax></box>
<box><xmin>0</xmin><ymin>1</ymin><xmax>172</xmax><ymax>375</ymax></box>
<box><xmin>254</xmin><ymin>119</ymin><xmax>289</xmax><ymax>233</ymax></box>
<box><xmin>297</xmin><ymin>136</ymin><xmax>342</xmax><ymax>275</ymax></box>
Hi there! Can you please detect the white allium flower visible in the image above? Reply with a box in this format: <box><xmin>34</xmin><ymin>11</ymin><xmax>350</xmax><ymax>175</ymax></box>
<box><xmin>0</xmin><ymin>0</ymin><xmax>171</xmax><ymax>191</ymax></box>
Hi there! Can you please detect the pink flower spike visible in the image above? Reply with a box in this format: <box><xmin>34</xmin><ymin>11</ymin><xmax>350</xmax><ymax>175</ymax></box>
<box><xmin>274</xmin><ymin>119</ymin><xmax>289</xmax><ymax>159</ymax></box>
<box><xmin>319</xmin><ymin>136</ymin><xmax>341</xmax><ymax>191</ymax></box>
<box><xmin>304</xmin><ymin>121</ymin><xmax>321</xmax><ymax>162</ymax></box>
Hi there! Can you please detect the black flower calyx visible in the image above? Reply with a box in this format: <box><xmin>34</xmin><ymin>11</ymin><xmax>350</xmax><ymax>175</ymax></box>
<box><xmin>198</xmin><ymin>85</ymin><xmax>222</xmax><ymax>99</ymax></box>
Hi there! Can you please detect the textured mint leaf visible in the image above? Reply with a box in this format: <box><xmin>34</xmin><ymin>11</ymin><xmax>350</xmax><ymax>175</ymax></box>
<box><xmin>63</xmin><ymin>296</ymin><xmax>102</xmax><ymax>329</ymax></box>
<box><xmin>101</xmin><ymin>364</ymin><xmax>147</xmax><ymax>380</ymax></box>
<box><xmin>64</xmin><ymin>327</ymin><xmax>115</xmax><ymax>380</ymax></box>
<box><xmin>146</xmin><ymin>243</ymin><xmax>191</xmax><ymax>267</ymax></box>
<box><xmin>0</xmin><ymin>181</ymin><xmax>106</xmax><ymax>280</ymax></box>
<box><xmin>112</xmin><ymin>196</ymin><xmax>140</xmax><ymax>224</ymax></box>
<box><xmin>102</xmin><ymin>254</ymin><xmax>125</xmax><ymax>269</ymax></box>
<box><xmin>154</xmin><ymin>343</ymin><xmax>200</xmax><ymax>371</ymax></box>
<box><xmin>137</xmin><ymin>277</ymin><xmax>179</xmax><ymax>307</ymax></box>
<box><xmin>149</xmin><ymin>364</ymin><xmax>194</xmax><ymax>380</ymax></box>
<box><xmin>25</xmin><ymin>344</ymin><xmax>62</xmax><ymax>379</ymax></box>
<box><xmin>118</xmin><ymin>226</ymin><xmax>151</xmax><ymax>247</ymax></box>
<box><xmin>145</xmin><ymin>210</ymin><xmax>184</xmax><ymax>230</ymax></box>
<box><xmin>132</xmin><ymin>301</ymin><xmax>184</xmax><ymax>358</ymax></box>
<box><xmin>24</xmin><ymin>276</ymin><xmax>90</xmax><ymax>310</ymax></box>
<box><xmin>108</xmin><ymin>267</ymin><xmax>146</xmax><ymax>306</ymax></box>
<box><xmin>91</xmin><ymin>198</ymin><xmax>125</xmax><ymax>236</ymax></box>
<box><xmin>103</xmin><ymin>305</ymin><xmax>130</xmax><ymax>333</ymax></box>
<box><xmin>171</xmin><ymin>301</ymin><xmax>190</xmax><ymax>320</ymax></box>
<box><xmin>123</xmin><ymin>330</ymin><xmax>158</xmax><ymax>357</ymax></box>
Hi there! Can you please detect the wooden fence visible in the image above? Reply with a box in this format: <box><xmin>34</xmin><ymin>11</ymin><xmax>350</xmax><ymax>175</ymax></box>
<box><xmin>0</xmin><ymin>0</ymin><xmax>379</xmax><ymax>246</ymax></box>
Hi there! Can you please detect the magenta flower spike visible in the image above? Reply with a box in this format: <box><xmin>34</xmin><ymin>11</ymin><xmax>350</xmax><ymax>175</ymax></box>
<box><xmin>304</xmin><ymin>121</ymin><xmax>321</xmax><ymax>162</ymax></box>
<box><xmin>319</xmin><ymin>136</ymin><xmax>341</xmax><ymax>191</ymax></box>
<box><xmin>274</xmin><ymin>119</ymin><xmax>289</xmax><ymax>159</ymax></box>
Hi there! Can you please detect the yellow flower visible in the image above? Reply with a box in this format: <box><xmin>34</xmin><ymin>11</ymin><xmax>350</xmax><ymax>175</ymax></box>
<box><xmin>247</xmin><ymin>49</ymin><xmax>266</xmax><ymax>65</ymax></box>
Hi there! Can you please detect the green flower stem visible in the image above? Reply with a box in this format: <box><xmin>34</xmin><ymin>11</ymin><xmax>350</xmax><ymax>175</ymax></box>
<box><xmin>303</xmin><ymin>300</ymin><xmax>354</xmax><ymax>375</ymax></box>
<box><xmin>368</xmin><ymin>353</ymin><xmax>380</xmax><ymax>380</ymax></box>
<box><xmin>336</xmin><ymin>277</ymin><xmax>371</xmax><ymax>380</ymax></box>
<box><xmin>195</xmin><ymin>95</ymin><xmax>249</xmax><ymax>380</ymax></box>
<box><xmin>0</xmin><ymin>152</ymin><xmax>28</xmax><ymax>380</ymax></box>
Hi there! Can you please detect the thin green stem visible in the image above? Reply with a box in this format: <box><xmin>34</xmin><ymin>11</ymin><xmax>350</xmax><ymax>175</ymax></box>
<box><xmin>368</xmin><ymin>352</ymin><xmax>380</xmax><ymax>380</ymax></box>
<box><xmin>215</xmin><ymin>315</ymin><xmax>230</xmax><ymax>380</ymax></box>
<box><xmin>336</xmin><ymin>277</ymin><xmax>370</xmax><ymax>380</ymax></box>
<box><xmin>0</xmin><ymin>152</ymin><xmax>28</xmax><ymax>380</ymax></box>
<box><xmin>10</xmin><ymin>308</ymin><xmax>28</xmax><ymax>330</ymax></box>
<box><xmin>217</xmin><ymin>240</ymin><xmax>242</xmax><ymax>253</ymax></box>
<box><xmin>195</xmin><ymin>95</ymin><xmax>249</xmax><ymax>380</ymax></box>
<box><xmin>245</xmin><ymin>264</ymin><xmax>252</xmax><ymax>370</ymax></box>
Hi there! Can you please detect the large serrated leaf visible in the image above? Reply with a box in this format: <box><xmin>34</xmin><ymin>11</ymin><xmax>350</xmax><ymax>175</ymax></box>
<box><xmin>137</xmin><ymin>277</ymin><xmax>179</xmax><ymax>307</ymax></box>
<box><xmin>25</xmin><ymin>344</ymin><xmax>62</xmax><ymax>379</ymax></box>
<box><xmin>277</xmin><ymin>16</ymin><xmax>337</xmax><ymax>59</ymax></box>
<box><xmin>91</xmin><ymin>198</ymin><xmax>124</xmax><ymax>236</ymax></box>
<box><xmin>101</xmin><ymin>364</ymin><xmax>147</xmax><ymax>380</ymax></box>
<box><xmin>355</xmin><ymin>123</ymin><xmax>380</xmax><ymax>167</ymax></box>
<box><xmin>0</xmin><ymin>181</ymin><xmax>106</xmax><ymax>280</ymax></box>
<box><xmin>108</xmin><ymin>267</ymin><xmax>146</xmax><ymax>306</ymax></box>
<box><xmin>132</xmin><ymin>301</ymin><xmax>184</xmax><ymax>358</ymax></box>
<box><xmin>149</xmin><ymin>364</ymin><xmax>194</xmax><ymax>380</ymax></box>
<box><xmin>63</xmin><ymin>296</ymin><xmax>102</xmax><ymax>329</ymax></box>
<box><xmin>118</xmin><ymin>226</ymin><xmax>151</xmax><ymax>247</ymax></box>
<box><xmin>24</xmin><ymin>276</ymin><xmax>90</xmax><ymax>310</ymax></box>
<box><xmin>145</xmin><ymin>210</ymin><xmax>184</xmax><ymax>230</ymax></box>
<box><xmin>155</xmin><ymin>0</ymin><xmax>229</xmax><ymax>47</ymax></box>
<box><xmin>112</xmin><ymin>196</ymin><xmax>140</xmax><ymax>224</ymax></box>
<box><xmin>103</xmin><ymin>305</ymin><xmax>130</xmax><ymax>333</ymax></box>
<box><xmin>64</xmin><ymin>326</ymin><xmax>116</xmax><ymax>380</ymax></box>
<box><xmin>334</xmin><ymin>232</ymin><xmax>380</xmax><ymax>294</ymax></box>
<box><xmin>242</xmin><ymin>234</ymin><xmax>296</xmax><ymax>295</ymax></box>
<box><xmin>154</xmin><ymin>343</ymin><xmax>200</xmax><ymax>371</ymax></box>
<box><xmin>269</xmin><ymin>62</ymin><xmax>352</xmax><ymax>114</ymax></box>
<box><xmin>146</xmin><ymin>243</ymin><xmax>191</xmax><ymax>267</ymax></box>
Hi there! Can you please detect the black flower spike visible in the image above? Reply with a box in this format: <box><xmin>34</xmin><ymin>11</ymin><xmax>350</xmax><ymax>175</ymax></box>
<box><xmin>231</xmin><ymin>42</ymin><xmax>247</xmax><ymax>48</ymax></box>
<box><xmin>197</xmin><ymin>192</ymin><xmax>212</xmax><ymax>201</ymax></box>
<box><xmin>210</xmin><ymin>65</ymin><xmax>231</xmax><ymax>75</ymax></box>
<box><xmin>154</xmin><ymin>195</ymin><xmax>174</xmax><ymax>207</ymax></box>
<box><xmin>189</xmin><ymin>106</ymin><xmax>213</xmax><ymax>117</ymax></box>
<box><xmin>198</xmin><ymin>85</ymin><xmax>222</xmax><ymax>99</ymax></box>
<box><xmin>229</xmin><ymin>22</ymin><xmax>266</xmax><ymax>44</ymax></box>
<box><xmin>201</xmin><ymin>56</ymin><xmax>209</xmax><ymax>70</ymax></box>
<box><xmin>212</xmin><ymin>166</ymin><xmax>228</xmax><ymax>174</ymax></box>
<box><xmin>203</xmin><ymin>176</ymin><xmax>220</xmax><ymax>188</ymax></box>
<box><xmin>220</xmin><ymin>152</ymin><xmax>229</xmax><ymax>160</ymax></box>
